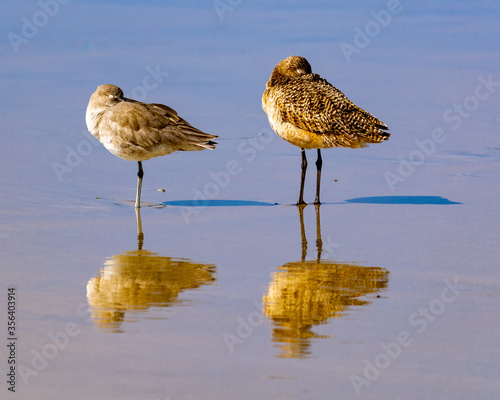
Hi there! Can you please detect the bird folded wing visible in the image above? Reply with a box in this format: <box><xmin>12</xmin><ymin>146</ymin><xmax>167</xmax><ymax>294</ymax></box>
<box><xmin>273</xmin><ymin>77</ymin><xmax>388</xmax><ymax>142</ymax></box>
<box><xmin>99</xmin><ymin>102</ymin><xmax>171</xmax><ymax>147</ymax></box>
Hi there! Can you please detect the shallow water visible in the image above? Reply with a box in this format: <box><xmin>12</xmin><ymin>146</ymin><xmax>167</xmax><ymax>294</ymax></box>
<box><xmin>1</xmin><ymin>1</ymin><xmax>500</xmax><ymax>399</ymax></box>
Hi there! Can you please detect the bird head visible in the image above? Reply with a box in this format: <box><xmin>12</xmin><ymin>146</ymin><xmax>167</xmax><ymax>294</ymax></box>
<box><xmin>275</xmin><ymin>56</ymin><xmax>312</xmax><ymax>77</ymax></box>
<box><xmin>267</xmin><ymin>56</ymin><xmax>313</xmax><ymax>87</ymax></box>
<box><xmin>90</xmin><ymin>84</ymin><xmax>125</xmax><ymax>107</ymax></box>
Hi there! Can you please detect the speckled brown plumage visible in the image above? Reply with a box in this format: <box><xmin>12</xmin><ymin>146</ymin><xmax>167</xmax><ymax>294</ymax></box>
<box><xmin>262</xmin><ymin>56</ymin><xmax>390</xmax><ymax>204</ymax></box>
<box><xmin>86</xmin><ymin>84</ymin><xmax>218</xmax><ymax>208</ymax></box>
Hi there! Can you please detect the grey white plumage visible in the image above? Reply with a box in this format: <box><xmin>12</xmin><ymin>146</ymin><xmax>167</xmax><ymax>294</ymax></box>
<box><xmin>86</xmin><ymin>84</ymin><xmax>217</xmax><ymax>207</ymax></box>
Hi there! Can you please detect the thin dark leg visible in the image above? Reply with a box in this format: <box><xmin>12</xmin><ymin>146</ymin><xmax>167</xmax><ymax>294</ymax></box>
<box><xmin>297</xmin><ymin>148</ymin><xmax>307</xmax><ymax>205</ymax></box>
<box><xmin>314</xmin><ymin>149</ymin><xmax>322</xmax><ymax>205</ymax></box>
<box><xmin>297</xmin><ymin>204</ymin><xmax>307</xmax><ymax>262</ymax></box>
<box><xmin>314</xmin><ymin>203</ymin><xmax>323</xmax><ymax>261</ymax></box>
<box><xmin>135</xmin><ymin>161</ymin><xmax>144</xmax><ymax>208</ymax></box>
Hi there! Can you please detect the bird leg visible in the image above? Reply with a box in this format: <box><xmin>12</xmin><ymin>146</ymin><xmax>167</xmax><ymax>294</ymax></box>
<box><xmin>135</xmin><ymin>206</ymin><xmax>144</xmax><ymax>250</ymax></box>
<box><xmin>135</xmin><ymin>161</ymin><xmax>144</xmax><ymax>208</ymax></box>
<box><xmin>314</xmin><ymin>149</ymin><xmax>322</xmax><ymax>205</ymax></box>
<box><xmin>297</xmin><ymin>203</ymin><xmax>307</xmax><ymax>262</ymax></box>
<box><xmin>297</xmin><ymin>148</ymin><xmax>307</xmax><ymax>205</ymax></box>
<box><xmin>314</xmin><ymin>203</ymin><xmax>323</xmax><ymax>261</ymax></box>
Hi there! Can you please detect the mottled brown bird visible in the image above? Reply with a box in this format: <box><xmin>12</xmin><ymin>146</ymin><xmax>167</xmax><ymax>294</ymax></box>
<box><xmin>262</xmin><ymin>56</ymin><xmax>390</xmax><ymax>205</ymax></box>
<box><xmin>86</xmin><ymin>84</ymin><xmax>218</xmax><ymax>208</ymax></box>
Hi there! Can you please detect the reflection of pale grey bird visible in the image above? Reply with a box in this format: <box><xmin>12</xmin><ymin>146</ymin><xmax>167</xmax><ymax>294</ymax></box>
<box><xmin>86</xmin><ymin>84</ymin><xmax>218</xmax><ymax>208</ymax></box>
<box><xmin>87</xmin><ymin>251</ymin><xmax>217</xmax><ymax>331</ymax></box>
<box><xmin>262</xmin><ymin>56</ymin><xmax>390</xmax><ymax>205</ymax></box>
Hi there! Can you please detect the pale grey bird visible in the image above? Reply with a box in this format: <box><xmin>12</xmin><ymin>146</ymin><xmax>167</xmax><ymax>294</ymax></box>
<box><xmin>262</xmin><ymin>56</ymin><xmax>390</xmax><ymax>205</ymax></box>
<box><xmin>86</xmin><ymin>84</ymin><xmax>218</xmax><ymax>208</ymax></box>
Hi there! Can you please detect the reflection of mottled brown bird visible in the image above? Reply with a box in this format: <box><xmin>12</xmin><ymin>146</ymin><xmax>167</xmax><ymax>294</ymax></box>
<box><xmin>262</xmin><ymin>56</ymin><xmax>390</xmax><ymax>205</ymax></box>
<box><xmin>86</xmin><ymin>84</ymin><xmax>218</xmax><ymax>208</ymax></box>
<box><xmin>263</xmin><ymin>204</ymin><xmax>389</xmax><ymax>358</ymax></box>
